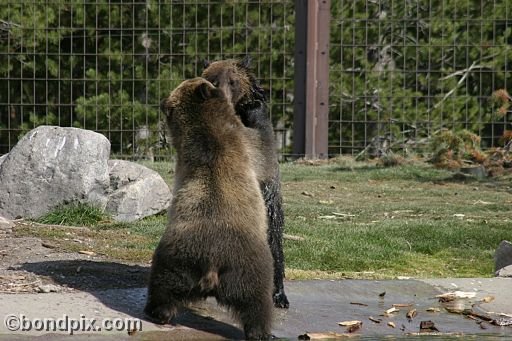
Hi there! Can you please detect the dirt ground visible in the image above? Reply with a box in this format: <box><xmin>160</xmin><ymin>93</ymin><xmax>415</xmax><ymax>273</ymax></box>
<box><xmin>1</xmin><ymin>220</ymin><xmax>511</xmax><ymax>339</ymax></box>
<box><xmin>0</xmin><ymin>222</ymin><xmax>149</xmax><ymax>294</ymax></box>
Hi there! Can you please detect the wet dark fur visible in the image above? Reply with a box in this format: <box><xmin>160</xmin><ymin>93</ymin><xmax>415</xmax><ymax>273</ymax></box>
<box><xmin>202</xmin><ymin>58</ymin><xmax>289</xmax><ymax>309</ymax></box>
<box><xmin>145</xmin><ymin>78</ymin><xmax>273</xmax><ymax>340</ymax></box>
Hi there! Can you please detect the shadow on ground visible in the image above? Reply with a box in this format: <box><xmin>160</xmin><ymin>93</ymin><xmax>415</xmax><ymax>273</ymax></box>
<box><xmin>20</xmin><ymin>260</ymin><xmax>244</xmax><ymax>339</ymax></box>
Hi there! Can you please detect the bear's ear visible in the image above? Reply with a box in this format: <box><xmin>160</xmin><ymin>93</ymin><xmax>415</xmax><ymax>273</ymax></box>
<box><xmin>195</xmin><ymin>82</ymin><xmax>221</xmax><ymax>101</ymax></box>
<box><xmin>202</xmin><ymin>59</ymin><xmax>211</xmax><ymax>69</ymax></box>
<box><xmin>160</xmin><ymin>98</ymin><xmax>174</xmax><ymax>117</ymax></box>
<box><xmin>237</xmin><ymin>55</ymin><xmax>252</xmax><ymax>69</ymax></box>
<box><xmin>160</xmin><ymin>98</ymin><xmax>169</xmax><ymax>114</ymax></box>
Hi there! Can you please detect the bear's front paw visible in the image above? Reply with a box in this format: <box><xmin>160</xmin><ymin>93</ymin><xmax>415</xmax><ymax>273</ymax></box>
<box><xmin>245</xmin><ymin>331</ymin><xmax>275</xmax><ymax>341</ymax></box>
<box><xmin>273</xmin><ymin>290</ymin><xmax>289</xmax><ymax>309</ymax></box>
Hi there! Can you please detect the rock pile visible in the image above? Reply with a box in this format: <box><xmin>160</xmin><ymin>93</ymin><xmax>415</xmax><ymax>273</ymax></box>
<box><xmin>0</xmin><ymin>126</ymin><xmax>171</xmax><ymax>223</ymax></box>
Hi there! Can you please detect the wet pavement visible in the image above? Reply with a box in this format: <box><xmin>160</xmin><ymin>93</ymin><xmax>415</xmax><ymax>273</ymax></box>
<box><xmin>0</xmin><ymin>279</ymin><xmax>511</xmax><ymax>340</ymax></box>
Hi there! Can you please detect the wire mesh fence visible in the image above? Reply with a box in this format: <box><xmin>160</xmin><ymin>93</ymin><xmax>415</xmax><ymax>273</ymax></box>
<box><xmin>1</xmin><ymin>1</ymin><xmax>511</xmax><ymax>159</ymax></box>
<box><xmin>329</xmin><ymin>1</ymin><xmax>511</xmax><ymax>156</ymax></box>
<box><xmin>0</xmin><ymin>0</ymin><xmax>294</xmax><ymax>160</ymax></box>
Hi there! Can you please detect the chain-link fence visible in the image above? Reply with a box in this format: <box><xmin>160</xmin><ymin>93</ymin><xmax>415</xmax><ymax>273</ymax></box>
<box><xmin>1</xmin><ymin>1</ymin><xmax>510</xmax><ymax>159</ymax></box>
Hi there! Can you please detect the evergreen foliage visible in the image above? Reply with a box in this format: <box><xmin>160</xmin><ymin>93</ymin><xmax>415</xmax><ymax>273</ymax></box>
<box><xmin>1</xmin><ymin>1</ymin><xmax>510</xmax><ymax>156</ymax></box>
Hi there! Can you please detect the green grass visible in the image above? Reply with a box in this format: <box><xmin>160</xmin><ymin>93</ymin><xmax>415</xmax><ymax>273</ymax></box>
<box><xmin>36</xmin><ymin>203</ymin><xmax>108</xmax><ymax>227</ymax></box>
<box><xmin>18</xmin><ymin>158</ymin><xmax>512</xmax><ymax>279</ymax></box>
<box><xmin>280</xmin><ymin>160</ymin><xmax>511</xmax><ymax>278</ymax></box>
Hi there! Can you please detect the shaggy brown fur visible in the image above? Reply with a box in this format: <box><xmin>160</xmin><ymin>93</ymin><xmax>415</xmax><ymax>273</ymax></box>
<box><xmin>202</xmin><ymin>58</ymin><xmax>289</xmax><ymax>309</ymax></box>
<box><xmin>145</xmin><ymin>78</ymin><xmax>274</xmax><ymax>340</ymax></box>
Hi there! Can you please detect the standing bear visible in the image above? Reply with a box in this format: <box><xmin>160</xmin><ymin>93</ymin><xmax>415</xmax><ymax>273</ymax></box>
<box><xmin>145</xmin><ymin>78</ymin><xmax>274</xmax><ymax>340</ymax></box>
<box><xmin>202</xmin><ymin>57</ymin><xmax>289</xmax><ymax>308</ymax></box>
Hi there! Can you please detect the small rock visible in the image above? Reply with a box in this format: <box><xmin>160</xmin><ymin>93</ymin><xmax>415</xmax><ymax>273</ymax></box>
<box><xmin>37</xmin><ymin>284</ymin><xmax>61</xmax><ymax>293</ymax></box>
<box><xmin>451</xmin><ymin>172</ymin><xmax>472</xmax><ymax>181</ymax></box>
<box><xmin>496</xmin><ymin>264</ymin><xmax>512</xmax><ymax>278</ymax></box>
<box><xmin>460</xmin><ymin>165</ymin><xmax>487</xmax><ymax>179</ymax></box>
<box><xmin>0</xmin><ymin>215</ymin><xmax>14</xmax><ymax>235</ymax></box>
<box><xmin>495</xmin><ymin>240</ymin><xmax>512</xmax><ymax>273</ymax></box>
<box><xmin>41</xmin><ymin>242</ymin><xmax>57</xmax><ymax>249</ymax></box>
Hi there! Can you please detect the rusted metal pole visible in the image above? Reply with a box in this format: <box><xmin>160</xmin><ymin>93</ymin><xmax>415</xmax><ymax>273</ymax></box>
<box><xmin>292</xmin><ymin>0</ymin><xmax>307</xmax><ymax>159</ymax></box>
<box><xmin>305</xmin><ymin>0</ymin><xmax>330</xmax><ymax>159</ymax></box>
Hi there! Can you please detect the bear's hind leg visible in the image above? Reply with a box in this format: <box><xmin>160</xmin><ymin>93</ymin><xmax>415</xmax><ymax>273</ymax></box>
<box><xmin>264</xmin><ymin>179</ymin><xmax>289</xmax><ymax>309</ymax></box>
<box><xmin>216</xmin><ymin>269</ymin><xmax>273</xmax><ymax>340</ymax></box>
<box><xmin>144</xmin><ymin>267</ymin><xmax>195</xmax><ymax>324</ymax></box>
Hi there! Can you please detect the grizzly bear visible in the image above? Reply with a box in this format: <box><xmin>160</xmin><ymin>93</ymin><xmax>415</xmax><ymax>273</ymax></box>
<box><xmin>202</xmin><ymin>57</ymin><xmax>289</xmax><ymax>309</ymax></box>
<box><xmin>145</xmin><ymin>78</ymin><xmax>274</xmax><ymax>340</ymax></box>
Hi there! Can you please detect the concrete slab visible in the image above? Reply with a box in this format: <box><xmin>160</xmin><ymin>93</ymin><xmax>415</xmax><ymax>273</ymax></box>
<box><xmin>0</xmin><ymin>279</ymin><xmax>511</xmax><ymax>340</ymax></box>
<box><xmin>422</xmin><ymin>278</ymin><xmax>512</xmax><ymax>317</ymax></box>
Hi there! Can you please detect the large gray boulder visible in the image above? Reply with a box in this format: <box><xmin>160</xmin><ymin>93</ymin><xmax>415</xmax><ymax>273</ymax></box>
<box><xmin>106</xmin><ymin>160</ymin><xmax>171</xmax><ymax>222</ymax></box>
<box><xmin>495</xmin><ymin>240</ymin><xmax>512</xmax><ymax>273</ymax></box>
<box><xmin>0</xmin><ymin>126</ymin><xmax>110</xmax><ymax>219</ymax></box>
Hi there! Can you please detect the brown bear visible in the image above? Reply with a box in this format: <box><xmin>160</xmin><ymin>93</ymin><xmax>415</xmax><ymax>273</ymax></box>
<box><xmin>144</xmin><ymin>77</ymin><xmax>274</xmax><ymax>340</ymax></box>
<box><xmin>202</xmin><ymin>57</ymin><xmax>289</xmax><ymax>309</ymax></box>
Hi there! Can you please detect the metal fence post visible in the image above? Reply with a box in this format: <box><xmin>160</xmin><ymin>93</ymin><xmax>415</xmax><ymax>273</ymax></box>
<box><xmin>292</xmin><ymin>0</ymin><xmax>307</xmax><ymax>159</ymax></box>
<box><xmin>298</xmin><ymin>0</ymin><xmax>330</xmax><ymax>160</ymax></box>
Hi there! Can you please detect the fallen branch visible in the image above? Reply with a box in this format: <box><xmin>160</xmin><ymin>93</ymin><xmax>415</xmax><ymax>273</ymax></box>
<box><xmin>283</xmin><ymin>234</ymin><xmax>305</xmax><ymax>242</ymax></box>
<box><xmin>432</xmin><ymin>61</ymin><xmax>478</xmax><ymax>111</ymax></box>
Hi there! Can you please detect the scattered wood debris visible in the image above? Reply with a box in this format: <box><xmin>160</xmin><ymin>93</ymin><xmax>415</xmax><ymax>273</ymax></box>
<box><xmin>493</xmin><ymin>317</ymin><xmax>512</xmax><ymax>327</ymax></box>
<box><xmin>338</xmin><ymin>320</ymin><xmax>361</xmax><ymax>327</ymax></box>
<box><xmin>442</xmin><ymin>300</ymin><xmax>468</xmax><ymax>314</ymax></box>
<box><xmin>426</xmin><ymin>307</ymin><xmax>441</xmax><ymax>313</ymax></box>
<box><xmin>41</xmin><ymin>242</ymin><xmax>58</xmax><ymax>249</ymax></box>
<box><xmin>319</xmin><ymin>215</ymin><xmax>337</xmax><ymax>220</ymax></box>
<box><xmin>283</xmin><ymin>234</ymin><xmax>305</xmax><ymax>242</ymax></box>
<box><xmin>419</xmin><ymin>320</ymin><xmax>439</xmax><ymax>333</ymax></box>
<box><xmin>349</xmin><ymin>302</ymin><xmax>368</xmax><ymax>307</ymax></box>
<box><xmin>368</xmin><ymin>317</ymin><xmax>382</xmax><ymax>324</ymax></box>
<box><xmin>345</xmin><ymin>322</ymin><xmax>362</xmax><ymax>333</ymax></box>
<box><xmin>0</xmin><ymin>274</ymin><xmax>25</xmax><ymax>281</ymax></box>
<box><xmin>78</xmin><ymin>250</ymin><xmax>96</xmax><ymax>256</ymax></box>
<box><xmin>437</xmin><ymin>291</ymin><xmax>476</xmax><ymax>302</ymax></box>
<box><xmin>481</xmin><ymin>296</ymin><xmax>495</xmax><ymax>303</ymax></box>
<box><xmin>406</xmin><ymin>309</ymin><xmax>417</xmax><ymax>321</ymax></box>
<box><xmin>318</xmin><ymin>200</ymin><xmax>334</xmax><ymax>205</ymax></box>
<box><xmin>393</xmin><ymin>303</ymin><xmax>413</xmax><ymax>308</ymax></box>
<box><xmin>438</xmin><ymin>291</ymin><xmax>477</xmax><ymax>299</ymax></box>
<box><xmin>378</xmin><ymin>292</ymin><xmax>386</xmax><ymax>298</ymax></box>
<box><xmin>385</xmin><ymin>307</ymin><xmax>399</xmax><ymax>314</ymax></box>
<box><xmin>332</xmin><ymin>212</ymin><xmax>356</xmax><ymax>217</ymax></box>
<box><xmin>387</xmin><ymin>322</ymin><xmax>396</xmax><ymax>328</ymax></box>
<box><xmin>407</xmin><ymin>332</ymin><xmax>463</xmax><ymax>336</ymax></box>
<box><xmin>298</xmin><ymin>332</ymin><xmax>354</xmax><ymax>340</ymax></box>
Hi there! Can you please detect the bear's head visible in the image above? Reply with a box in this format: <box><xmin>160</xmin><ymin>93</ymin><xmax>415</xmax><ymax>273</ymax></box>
<box><xmin>201</xmin><ymin>56</ymin><xmax>265</xmax><ymax>109</ymax></box>
<box><xmin>160</xmin><ymin>77</ymin><xmax>229</xmax><ymax>148</ymax></box>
